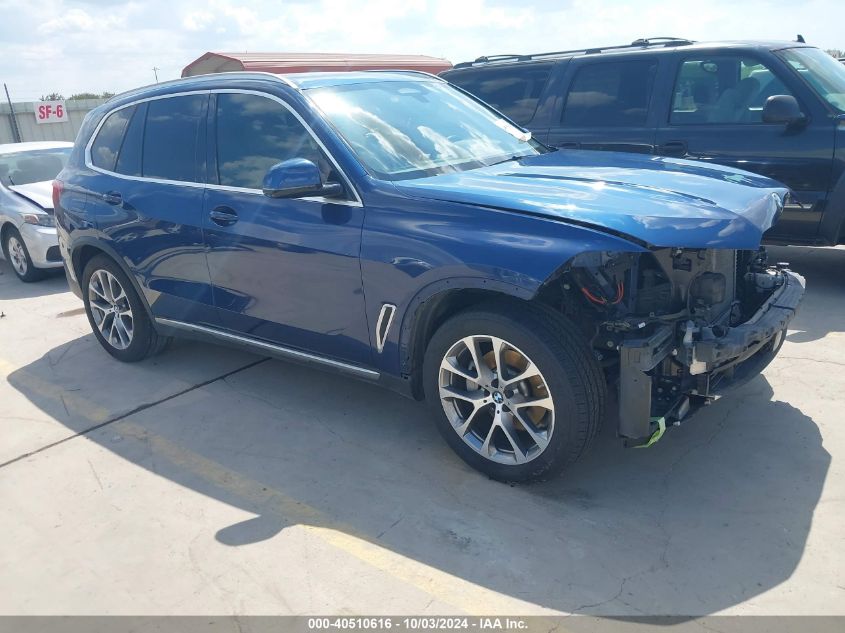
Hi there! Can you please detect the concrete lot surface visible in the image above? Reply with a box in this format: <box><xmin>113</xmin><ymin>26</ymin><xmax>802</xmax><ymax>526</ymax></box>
<box><xmin>0</xmin><ymin>246</ymin><xmax>843</xmax><ymax>616</ymax></box>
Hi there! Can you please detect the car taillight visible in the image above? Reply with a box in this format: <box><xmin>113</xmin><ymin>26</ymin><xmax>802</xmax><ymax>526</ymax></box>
<box><xmin>52</xmin><ymin>179</ymin><xmax>63</xmax><ymax>211</ymax></box>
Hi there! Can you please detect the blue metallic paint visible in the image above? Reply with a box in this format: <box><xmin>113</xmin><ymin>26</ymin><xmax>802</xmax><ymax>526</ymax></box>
<box><xmin>202</xmin><ymin>187</ymin><xmax>371</xmax><ymax>365</ymax></box>
<box><xmin>357</xmin><ymin>181</ymin><xmax>649</xmax><ymax>376</ymax></box>
<box><xmin>262</xmin><ymin>158</ymin><xmax>323</xmax><ymax>196</ymax></box>
<box><xmin>56</xmin><ymin>72</ymin><xmax>791</xmax><ymax>385</ymax></box>
<box><xmin>394</xmin><ymin>150</ymin><xmax>788</xmax><ymax>250</ymax></box>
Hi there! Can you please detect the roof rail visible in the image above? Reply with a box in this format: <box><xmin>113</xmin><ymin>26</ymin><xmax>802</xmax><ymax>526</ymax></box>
<box><xmin>105</xmin><ymin>71</ymin><xmax>295</xmax><ymax>103</ymax></box>
<box><xmin>452</xmin><ymin>37</ymin><xmax>694</xmax><ymax>69</ymax></box>
<box><xmin>364</xmin><ymin>69</ymin><xmax>447</xmax><ymax>81</ymax></box>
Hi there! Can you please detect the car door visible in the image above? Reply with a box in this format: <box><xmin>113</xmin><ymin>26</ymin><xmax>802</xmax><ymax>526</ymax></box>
<box><xmin>82</xmin><ymin>93</ymin><xmax>218</xmax><ymax>324</ymax></box>
<box><xmin>203</xmin><ymin>91</ymin><xmax>370</xmax><ymax>365</ymax></box>
<box><xmin>546</xmin><ymin>57</ymin><xmax>660</xmax><ymax>153</ymax></box>
<box><xmin>654</xmin><ymin>52</ymin><xmax>835</xmax><ymax>242</ymax></box>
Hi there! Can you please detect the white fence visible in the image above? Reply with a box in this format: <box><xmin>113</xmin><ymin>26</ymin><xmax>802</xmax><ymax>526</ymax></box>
<box><xmin>0</xmin><ymin>99</ymin><xmax>107</xmax><ymax>145</ymax></box>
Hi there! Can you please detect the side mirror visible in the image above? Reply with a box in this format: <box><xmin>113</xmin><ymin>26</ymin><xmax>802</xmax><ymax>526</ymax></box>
<box><xmin>261</xmin><ymin>158</ymin><xmax>343</xmax><ymax>199</ymax></box>
<box><xmin>762</xmin><ymin>95</ymin><xmax>806</xmax><ymax>126</ymax></box>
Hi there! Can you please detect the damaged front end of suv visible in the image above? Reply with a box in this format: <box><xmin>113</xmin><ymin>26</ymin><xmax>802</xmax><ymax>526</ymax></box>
<box><xmin>557</xmin><ymin>245</ymin><xmax>804</xmax><ymax>447</ymax></box>
<box><xmin>396</xmin><ymin>147</ymin><xmax>807</xmax><ymax>454</ymax></box>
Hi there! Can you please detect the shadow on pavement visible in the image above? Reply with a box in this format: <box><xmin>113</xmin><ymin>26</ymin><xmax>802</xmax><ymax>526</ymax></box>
<box><xmin>8</xmin><ymin>338</ymin><xmax>829</xmax><ymax>616</ymax></box>
<box><xmin>6</xmin><ymin>246</ymin><xmax>840</xmax><ymax>616</ymax></box>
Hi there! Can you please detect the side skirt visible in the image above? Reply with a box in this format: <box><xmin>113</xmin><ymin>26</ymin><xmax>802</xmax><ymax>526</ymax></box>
<box><xmin>155</xmin><ymin>318</ymin><xmax>380</xmax><ymax>381</ymax></box>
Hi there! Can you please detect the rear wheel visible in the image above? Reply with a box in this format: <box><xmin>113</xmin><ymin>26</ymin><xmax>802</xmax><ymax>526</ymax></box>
<box><xmin>81</xmin><ymin>254</ymin><xmax>170</xmax><ymax>362</ymax></box>
<box><xmin>423</xmin><ymin>303</ymin><xmax>605</xmax><ymax>482</ymax></box>
<box><xmin>2</xmin><ymin>227</ymin><xmax>44</xmax><ymax>282</ymax></box>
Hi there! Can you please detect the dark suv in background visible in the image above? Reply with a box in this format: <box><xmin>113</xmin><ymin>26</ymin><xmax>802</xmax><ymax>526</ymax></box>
<box><xmin>442</xmin><ymin>38</ymin><xmax>845</xmax><ymax>246</ymax></box>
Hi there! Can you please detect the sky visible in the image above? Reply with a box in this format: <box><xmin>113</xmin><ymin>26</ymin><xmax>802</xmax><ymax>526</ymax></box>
<box><xmin>1</xmin><ymin>0</ymin><xmax>844</xmax><ymax>101</ymax></box>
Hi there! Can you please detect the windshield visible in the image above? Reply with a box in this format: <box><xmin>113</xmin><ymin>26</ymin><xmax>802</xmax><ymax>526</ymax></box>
<box><xmin>778</xmin><ymin>47</ymin><xmax>845</xmax><ymax>113</ymax></box>
<box><xmin>307</xmin><ymin>80</ymin><xmax>546</xmax><ymax>181</ymax></box>
<box><xmin>0</xmin><ymin>147</ymin><xmax>72</xmax><ymax>187</ymax></box>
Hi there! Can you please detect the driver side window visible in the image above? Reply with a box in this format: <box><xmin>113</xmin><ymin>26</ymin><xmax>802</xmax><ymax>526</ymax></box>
<box><xmin>671</xmin><ymin>56</ymin><xmax>796</xmax><ymax>125</ymax></box>
<box><xmin>215</xmin><ymin>93</ymin><xmax>336</xmax><ymax>190</ymax></box>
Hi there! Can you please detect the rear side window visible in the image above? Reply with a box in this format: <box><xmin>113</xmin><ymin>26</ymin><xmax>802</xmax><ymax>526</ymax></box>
<box><xmin>142</xmin><ymin>95</ymin><xmax>207</xmax><ymax>183</ymax></box>
<box><xmin>446</xmin><ymin>64</ymin><xmax>553</xmax><ymax>125</ymax></box>
<box><xmin>114</xmin><ymin>102</ymin><xmax>146</xmax><ymax>177</ymax></box>
<box><xmin>90</xmin><ymin>106</ymin><xmax>135</xmax><ymax>171</ymax></box>
<box><xmin>215</xmin><ymin>93</ymin><xmax>332</xmax><ymax>190</ymax></box>
<box><xmin>562</xmin><ymin>60</ymin><xmax>657</xmax><ymax>126</ymax></box>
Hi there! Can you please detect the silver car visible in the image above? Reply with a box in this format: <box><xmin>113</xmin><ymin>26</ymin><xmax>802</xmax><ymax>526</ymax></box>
<box><xmin>0</xmin><ymin>141</ymin><xmax>73</xmax><ymax>281</ymax></box>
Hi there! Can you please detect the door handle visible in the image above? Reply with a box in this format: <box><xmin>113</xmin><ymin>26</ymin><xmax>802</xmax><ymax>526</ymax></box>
<box><xmin>658</xmin><ymin>140</ymin><xmax>688</xmax><ymax>157</ymax></box>
<box><xmin>209</xmin><ymin>206</ymin><xmax>238</xmax><ymax>227</ymax></box>
<box><xmin>102</xmin><ymin>191</ymin><xmax>122</xmax><ymax>205</ymax></box>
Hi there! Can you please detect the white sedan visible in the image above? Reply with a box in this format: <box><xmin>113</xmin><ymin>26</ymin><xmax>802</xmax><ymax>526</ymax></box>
<box><xmin>0</xmin><ymin>141</ymin><xmax>73</xmax><ymax>282</ymax></box>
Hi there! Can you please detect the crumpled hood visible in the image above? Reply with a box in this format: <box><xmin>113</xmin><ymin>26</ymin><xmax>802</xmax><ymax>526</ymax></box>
<box><xmin>394</xmin><ymin>150</ymin><xmax>789</xmax><ymax>249</ymax></box>
<box><xmin>9</xmin><ymin>180</ymin><xmax>53</xmax><ymax>211</ymax></box>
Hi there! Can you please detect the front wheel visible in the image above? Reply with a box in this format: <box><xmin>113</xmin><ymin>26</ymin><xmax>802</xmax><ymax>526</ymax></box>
<box><xmin>423</xmin><ymin>303</ymin><xmax>606</xmax><ymax>483</ymax></box>
<box><xmin>81</xmin><ymin>254</ymin><xmax>170</xmax><ymax>362</ymax></box>
<box><xmin>2</xmin><ymin>227</ymin><xmax>44</xmax><ymax>282</ymax></box>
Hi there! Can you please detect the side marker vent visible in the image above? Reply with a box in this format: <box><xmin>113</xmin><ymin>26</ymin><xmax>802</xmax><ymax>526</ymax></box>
<box><xmin>376</xmin><ymin>303</ymin><xmax>397</xmax><ymax>353</ymax></box>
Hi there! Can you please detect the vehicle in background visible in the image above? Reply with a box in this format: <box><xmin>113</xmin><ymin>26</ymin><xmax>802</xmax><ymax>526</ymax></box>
<box><xmin>55</xmin><ymin>72</ymin><xmax>803</xmax><ymax>482</ymax></box>
<box><xmin>442</xmin><ymin>39</ymin><xmax>845</xmax><ymax>247</ymax></box>
<box><xmin>0</xmin><ymin>141</ymin><xmax>73</xmax><ymax>281</ymax></box>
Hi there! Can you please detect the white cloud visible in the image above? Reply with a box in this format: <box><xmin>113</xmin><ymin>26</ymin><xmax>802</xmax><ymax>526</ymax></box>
<box><xmin>433</xmin><ymin>0</ymin><xmax>531</xmax><ymax>30</ymax></box>
<box><xmin>183</xmin><ymin>10</ymin><xmax>215</xmax><ymax>32</ymax></box>
<box><xmin>0</xmin><ymin>0</ymin><xmax>843</xmax><ymax>99</ymax></box>
<box><xmin>38</xmin><ymin>7</ymin><xmax>111</xmax><ymax>34</ymax></box>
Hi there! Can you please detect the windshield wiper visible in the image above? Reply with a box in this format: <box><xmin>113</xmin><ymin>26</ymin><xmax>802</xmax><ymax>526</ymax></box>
<box><xmin>487</xmin><ymin>154</ymin><xmax>530</xmax><ymax>167</ymax></box>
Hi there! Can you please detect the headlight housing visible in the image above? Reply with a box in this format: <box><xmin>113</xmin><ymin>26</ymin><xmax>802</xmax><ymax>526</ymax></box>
<box><xmin>22</xmin><ymin>213</ymin><xmax>55</xmax><ymax>228</ymax></box>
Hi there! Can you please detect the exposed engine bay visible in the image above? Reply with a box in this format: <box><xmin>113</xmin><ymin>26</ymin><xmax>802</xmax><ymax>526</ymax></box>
<box><xmin>557</xmin><ymin>247</ymin><xmax>805</xmax><ymax>446</ymax></box>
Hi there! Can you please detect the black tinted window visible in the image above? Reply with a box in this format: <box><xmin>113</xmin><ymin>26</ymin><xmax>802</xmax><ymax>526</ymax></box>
<box><xmin>671</xmin><ymin>57</ymin><xmax>796</xmax><ymax>124</ymax></box>
<box><xmin>446</xmin><ymin>64</ymin><xmax>552</xmax><ymax>125</ymax></box>
<box><xmin>142</xmin><ymin>95</ymin><xmax>206</xmax><ymax>182</ymax></box>
<box><xmin>91</xmin><ymin>106</ymin><xmax>135</xmax><ymax>171</ymax></box>
<box><xmin>563</xmin><ymin>60</ymin><xmax>657</xmax><ymax>126</ymax></box>
<box><xmin>115</xmin><ymin>102</ymin><xmax>145</xmax><ymax>177</ymax></box>
<box><xmin>215</xmin><ymin>93</ymin><xmax>330</xmax><ymax>189</ymax></box>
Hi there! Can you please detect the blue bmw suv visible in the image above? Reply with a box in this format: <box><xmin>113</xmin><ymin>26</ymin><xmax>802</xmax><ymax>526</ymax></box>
<box><xmin>54</xmin><ymin>71</ymin><xmax>804</xmax><ymax>482</ymax></box>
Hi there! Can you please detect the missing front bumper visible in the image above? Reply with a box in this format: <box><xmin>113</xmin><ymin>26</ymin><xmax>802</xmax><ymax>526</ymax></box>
<box><xmin>617</xmin><ymin>270</ymin><xmax>805</xmax><ymax>446</ymax></box>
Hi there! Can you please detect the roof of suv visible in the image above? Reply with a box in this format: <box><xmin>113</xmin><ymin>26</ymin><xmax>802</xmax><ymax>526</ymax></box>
<box><xmin>447</xmin><ymin>38</ymin><xmax>815</xmax><ymax>70</ymax></box>
<box><xmin>104</xmin><ymin>70</ymin><xmax>440</xmax><ymax>107</ymax></box>
<box><xmin>285</xmin><ymin>71</ymin><xmax>439</xmax><ymax>89</ymax></box>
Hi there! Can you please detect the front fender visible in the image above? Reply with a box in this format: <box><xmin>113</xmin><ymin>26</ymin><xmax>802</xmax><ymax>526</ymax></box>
<box><xmin>360</xmin><ymin>192</ymin><xmax>646</xmax><ymax>377</ymax></box>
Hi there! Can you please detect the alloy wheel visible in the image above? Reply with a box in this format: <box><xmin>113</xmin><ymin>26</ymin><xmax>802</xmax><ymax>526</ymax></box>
<box><xmin>438</xmin><ymin>335</ymin><xmax>555</xmax><ymax>465</ymax></box>
<box><xmin>7</xmin><ymin>236</ymin><xmax>28</xmax><ymax>276</ymax></box>
<box><xmin>88</xmin><ymin>269</ymin><xmax>134</xmax><ymax>350</ymax></box>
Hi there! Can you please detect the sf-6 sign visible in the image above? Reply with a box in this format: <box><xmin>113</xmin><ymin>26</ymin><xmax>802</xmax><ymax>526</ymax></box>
<box><xmin>34</xmin><ymin>101</ymin><xmax>69</xmax><ymax>124</ymax></box>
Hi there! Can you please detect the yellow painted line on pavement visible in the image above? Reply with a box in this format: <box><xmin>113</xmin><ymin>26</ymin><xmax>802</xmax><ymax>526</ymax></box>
<box><xmin>118</xmin><ymin>420</ymin><xmax>547</xmax><ymax>616</ymax></box>
<box><xmin>3</xmin><ymin>357</ymin><xmax>551</xmax><ymax>616</ymax></box>
<box><xmin>0</xmin><ymin>357</ymin><xmax>110</xmax><ymax>423</ymax></box>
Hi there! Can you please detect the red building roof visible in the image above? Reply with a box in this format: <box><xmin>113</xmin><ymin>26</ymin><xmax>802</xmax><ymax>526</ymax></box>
<box><xmin>182</xmin><ymin>52</ymin><xmax>452</xmax><ymax>77</ymax></box>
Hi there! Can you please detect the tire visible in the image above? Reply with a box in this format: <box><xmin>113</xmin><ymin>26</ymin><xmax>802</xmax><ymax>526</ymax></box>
<box><xmin>2</xmin><ymin>227</ymin><xmax>45</xmax><ymax>282</ymax></box>
<box><xmin>81</xmin><ymin>254</ymin><xmax>170</xmax><ymax>362</ymax></box>
<box><xmin>423</xmin><ymin>302</ymin><xmax>606</xmax><ymax>483</ymax></box>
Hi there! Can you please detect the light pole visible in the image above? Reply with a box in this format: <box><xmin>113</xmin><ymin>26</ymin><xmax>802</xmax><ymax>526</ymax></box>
<box><xmin>152</xmin><ymin>67</ymin><xmax>160</xmax><ymax>83</ymax></box>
